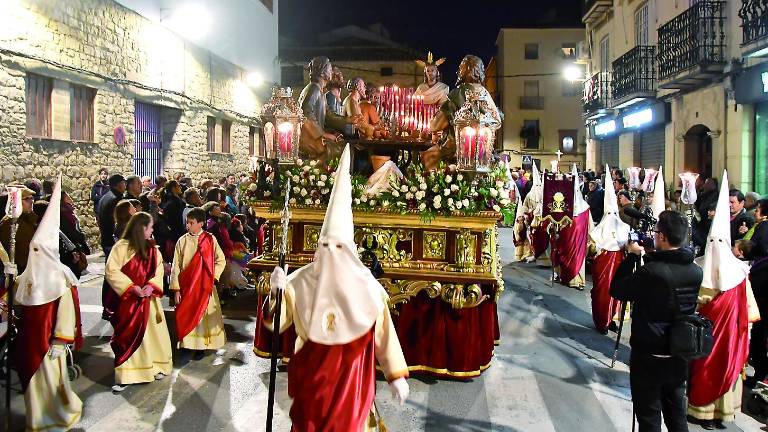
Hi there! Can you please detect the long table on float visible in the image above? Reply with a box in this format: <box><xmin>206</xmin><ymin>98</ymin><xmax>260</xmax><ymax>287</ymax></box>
<box><xmin>345</xmin><ymin>138</ymin><xmax>435</xmax><ymax>172</ymax></box>
<box><xmin>249</xmin><ymin>203</ymin><xmax>503</xmax><ymax>378</ymax></box>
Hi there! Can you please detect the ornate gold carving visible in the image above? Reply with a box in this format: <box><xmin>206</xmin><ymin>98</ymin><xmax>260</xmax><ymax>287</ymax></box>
<box><xmin>379</xmin><ymin>279</ymin><xmax>488</xmax><ymax>310</ymax></box>
<box><xmin>441</xmin><ymin>284</ymin><xmax>489</xmax><ymax>309</ymax></box>
<box><xmin>454</xmin><ymin>229</ymin><xmax>476</xmax><ymax>271</ymax></box>
<box><xmin>303</xmin><ymin>225</ymin><xmax>321</xmax><ymax>251</ymax></box>
<box><xmin>356</xmin><ymin>227</ymin><xmax>413</xmax><ymax>262</ymax></box>
<box><xmin>256</xmin><ymin>272</ymin><xmax>271</xmax><ymax>296</ymax></box>
<box><xmin>379</xmin><ymin>279</ymin><xmax>442</xmax><ymax>311</ymax></box>
<box><xmin>266</xmin><ymin>224</ymin><xmax>292</xmax><ymax>260</ymax></box>
<box><xmin>423</xmin><ymin>231</ymin><xmax>446</xmax><ymax>260</ymax></box>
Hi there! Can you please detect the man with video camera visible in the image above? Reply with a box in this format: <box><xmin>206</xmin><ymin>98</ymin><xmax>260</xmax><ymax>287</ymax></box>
<box><xmin>610</xmin><ymin>210</ymin><xmax>703</xmax><ymax>432</ymax></box>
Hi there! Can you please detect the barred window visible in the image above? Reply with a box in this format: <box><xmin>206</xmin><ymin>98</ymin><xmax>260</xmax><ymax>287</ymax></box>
<box><xmin>26</xmin><ymin>73</ymin><xmax>52</xmax><ymax>137</ymax></box>
<box><xmin>71</xmin><ymin>84</ymin><xmax>96</xmax><ymax>141</ymax></box>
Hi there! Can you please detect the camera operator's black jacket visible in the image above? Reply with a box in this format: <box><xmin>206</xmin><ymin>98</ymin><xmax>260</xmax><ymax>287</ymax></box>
<box><xmin>610</xmin><ymin>248</ymin><xmax>702</xmax><ymax>355</ymax></box>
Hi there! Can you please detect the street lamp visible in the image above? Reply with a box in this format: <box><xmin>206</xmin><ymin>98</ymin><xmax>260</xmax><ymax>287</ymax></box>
<box><xmin>454</xmin><ymin>90</ymin><xmax>499</xmax><ymax>172</ymax></box>
<box><xmin>563</xmin><ymin>65</ymin><xmax>583</xmax><ymax>82</ymax></box>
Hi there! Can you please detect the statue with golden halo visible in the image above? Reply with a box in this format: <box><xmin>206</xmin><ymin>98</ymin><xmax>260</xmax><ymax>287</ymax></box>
<box><xmin>414</xmin><ymin>51</ymin><xmax>449</xmax><ymax>106</ymax></box>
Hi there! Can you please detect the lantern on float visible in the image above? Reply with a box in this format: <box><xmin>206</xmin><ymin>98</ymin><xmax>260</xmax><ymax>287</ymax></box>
<box><xmin>678</xmin><ymin>172</ymin><xmax>699</xmax><ymax>205</ymax></box>
<box><xmin>260</xmin><ymin>87</ymin><xmax>303</xmax><ymax>164</ymax></box>
<box><xmin>454</xmin><ymin>90</ymin><xmax>499</xmax><ymax>172</ymax></box>
<box><xmin>627</xmin><ymin>167</ymin><xmax>642</xmax><ymax>190</ymax></box>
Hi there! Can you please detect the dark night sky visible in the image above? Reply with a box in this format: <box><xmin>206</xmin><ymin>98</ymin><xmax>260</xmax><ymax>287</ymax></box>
<box><xmin>279</xmin><ymin>0</ymin><xmax>583</xmax><ymax>83</ymax></box>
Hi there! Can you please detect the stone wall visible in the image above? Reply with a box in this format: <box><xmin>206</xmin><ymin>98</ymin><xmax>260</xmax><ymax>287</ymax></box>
<box><xmin>0</xmin><ymin>0</ymin><xmax>264</xmax><ymax>250</ymax></box>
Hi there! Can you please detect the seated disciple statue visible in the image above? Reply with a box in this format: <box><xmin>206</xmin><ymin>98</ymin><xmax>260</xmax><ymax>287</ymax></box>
<box><xmin>298</xmin><ymin>56</ymin><xmax>344</xmax><ymax>162</ymax></box>
<box><xmin>414</xmin><ymin>52</ymin><xmax>449</xmax><ymax>106</ymax></box>
<box><xmin>424</xmin><ymin>55</ymin><xmax>502</xmax><ymax>170</ymax></box>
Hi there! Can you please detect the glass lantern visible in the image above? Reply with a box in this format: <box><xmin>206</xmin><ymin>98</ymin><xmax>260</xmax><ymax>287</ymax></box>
<box><xmin>260</xmin><ymin>87</ymin><xmax>303</xmax><ymax>164</ymax></box>
<box><xmin>627</xmin><ymin>167</ymin><xmax>642</xmax><ymax>190</ymax></box>
<box><xmin>454</xmin><ymin>90</ymin><xmax>499</xmax><ymax>172</ymax></box>
<box><xmin>641</xmin><ymin>168</ymin><xmax>657</xmax><ymax>193</ymax></box>
<box><xmin>678</xmin><ymin>172</ymin><xmax>699</xmax><ymax>205</ymax></box>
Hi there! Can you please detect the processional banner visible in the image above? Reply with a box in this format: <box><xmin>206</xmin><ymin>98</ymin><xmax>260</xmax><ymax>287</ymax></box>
<box><xmin>542</xmin><ymin>172</ymin><xmax>574</xmax><ymax>227</ymax></box>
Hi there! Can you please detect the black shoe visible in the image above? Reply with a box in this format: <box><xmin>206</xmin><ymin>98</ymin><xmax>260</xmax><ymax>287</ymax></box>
<box><xmin>714</xmin><ymin>419</ymin><xmax>726</xmax><ymax>430</ymax></box>
<box><xmin>193</xmin><ymin>350</ymin><xmax>205</xmax><ymax>361</ymax></box>
<box><xmin>607</xmin><ymin>321</ymin><xmax>619</xmax><ymax>333</ymax></box>
<box><xmin>700</xmin><ymin>420</ymin><xmax>715</xmax><ymax>430</ymax></box>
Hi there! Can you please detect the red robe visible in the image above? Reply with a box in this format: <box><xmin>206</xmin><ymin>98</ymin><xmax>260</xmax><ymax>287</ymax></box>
<box><xmin>689</xmin><ymin>279</ymin><xmax>750</xmax><ymax>406</ymax></box>
<box><xmin>175</xmin><ymin>232</ymin><xmax>215</xmax><ymax>340</ymax></box>
<box><xmin>591</xmin><ymin>251</ymin><xmax>623</xmax><ymax>332</ymax></box>
<box><xmin>13</xmin><ymin>286</ymin><xmax>83</xmax><ymax>391</ymax></box>
<box><xmin>530</xmin><ymin>218</ymin><xmax>550</xmax><ymax>259</ymax></box>
<box><xmin>110</xmin><ymin>247</ymin><xmax>162</xmax><ymax>367</ymax></box>
<box><xmin>553</xmin><ymin>211</ymin><xmax>589</xmax><ymax>283</ymax></box>
<box><xmin>287</xmin><ymin>330</ymin><xmax>376</xmax><ymax>432</ymax></box>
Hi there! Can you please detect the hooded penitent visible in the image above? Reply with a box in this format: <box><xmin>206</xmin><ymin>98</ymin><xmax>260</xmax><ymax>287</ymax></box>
<box><xmin>689</xmin><ymin>170</ymin><xmax>753</xmax><ymax>407</ymax></box>
<box><xmin>287</xmin><ymin>144</ymin><xmax>386</xmax><ymax>345</ymax></box>
<box><xmin>525</xmin><ymin>163</ymin><xmax>549</xmax><ymax>259</ymax></box>
<box><xmin>552</xmin><ymin>165</ymin><xmax>590</xmax><ymax>285</ymax></box>
<box><xmin>589</xmin><ymin>165</ymin><xmax>630</xmax><ymax>332</ymax></box>
<box><xmin>13</xmin><ymin>174</ymin><xmax>83</xmax><ymax>391</ymax></box>
<box><xmin>16</xmin><ymin>175</ymin><xmax>79</xmax><ymax>306</ymax></box>
<box><xmin>651</xmin><ymin>166</ymin><xmax>665</xmax><ymax>220</ymax></box>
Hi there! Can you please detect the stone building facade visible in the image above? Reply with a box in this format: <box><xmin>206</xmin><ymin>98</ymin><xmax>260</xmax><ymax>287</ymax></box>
<box><xmin>0</xmin><ymin>0</ymin><xmax>274</xmax><ymax>248</ymax></box>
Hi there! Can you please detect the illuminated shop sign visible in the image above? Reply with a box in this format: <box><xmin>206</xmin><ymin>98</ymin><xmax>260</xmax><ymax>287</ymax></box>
<box><xmin>622</xmin><ymin>108</ymin><xmax>653</xmax><ymax>129</ymax></box>
<box><xmin>594</xmin><ymin>120</ymin><xmax>616</xmax><ymax>136</ymax></box>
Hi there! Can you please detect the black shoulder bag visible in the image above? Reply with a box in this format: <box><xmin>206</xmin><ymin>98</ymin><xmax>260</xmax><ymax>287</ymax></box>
<box><xmin>659</xmin><ymin>263</ymin><xmax>714</xmax><ymax>360</ymax></box>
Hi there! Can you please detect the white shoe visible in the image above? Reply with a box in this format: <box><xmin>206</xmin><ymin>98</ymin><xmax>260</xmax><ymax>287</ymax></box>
<box><xmin>154</xmin><ymin>372</ymin><xmax>166</xmax><ymax>380</ymax></box>
<box><xmin>112</xmin><ymin>384</ymin><xmax>128</xmax><ymax>393</ymax></box>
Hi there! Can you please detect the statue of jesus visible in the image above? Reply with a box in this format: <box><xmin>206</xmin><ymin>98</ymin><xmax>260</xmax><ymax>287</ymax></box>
<box><xmin>414</xmin><ymin>52</ymin><xmax>449</xmax><ymax>106</ymax></box>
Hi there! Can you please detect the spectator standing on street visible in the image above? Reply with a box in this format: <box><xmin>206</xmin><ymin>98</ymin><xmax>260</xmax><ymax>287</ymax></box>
<box><xmin>124</xmin><ymin>175</ymin><xmax>142</xmax><ymax>201</ymax></box>
<box><xmin>745</xmin><ymin>191</ymin><xmax>760</xmax><ymax>220</ymax></box>
<box><xmin>587</xmin><ymin>180</ymin><xmax>605</xmax><ymax>224</ymax></box>
<box><xmin>182</xmin><ymin>188</ymin><xmax>204</xmax><ymax>223</ymax></box>
<box><xmin>611</xmin><ymin>210</ymin><xmax>703</xmax><ymax>432</ymax></box>
<box><xmin>743</xmin><ymin>199</ymin><xmax>768</xmax><ymax>386</ymax></box>
<box><xmin>97</xmin><ymin>173</ymin><xmax>126</xmax><ymax>320</ymax></box>
<box><xmin>60</xmin><ymin>189</ymin><xmax>91</xmax><ymax>279</ymax></box>
<box><xmin>730</xmin><ymin>189</ymin><xmax>754</xmax><ymax>246</ymax></box>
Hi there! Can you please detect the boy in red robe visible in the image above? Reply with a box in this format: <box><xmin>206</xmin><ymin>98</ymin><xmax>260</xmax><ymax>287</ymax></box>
<box><xmin>267</xmin><ymin>144</ymin><xmax>410</xmax><ymax>431</ymax></box>
<box><xmin>171</xmin><ymin>207</ymin><xmax>227</xmax><ymax>358</ymax></box>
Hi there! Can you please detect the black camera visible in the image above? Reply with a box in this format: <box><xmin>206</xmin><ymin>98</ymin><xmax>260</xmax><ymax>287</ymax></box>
<box><xmin>629</xmin><ymin>229</ymin><xmax>655</xmax><ymax>249</ymax></box>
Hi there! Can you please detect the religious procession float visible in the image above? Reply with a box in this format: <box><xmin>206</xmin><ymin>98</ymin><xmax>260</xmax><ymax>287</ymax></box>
<box><xmin>243</xmin><ymin>53</ymin><xmax>521</xmax><ymax>378</ymax></box>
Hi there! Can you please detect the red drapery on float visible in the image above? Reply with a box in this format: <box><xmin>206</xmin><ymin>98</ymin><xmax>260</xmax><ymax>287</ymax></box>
<box><xmin>590</xmin><ymin>251</ymin><xmax>623</xmax><ymax>333</ymax></box>
<box><xmin>253</xmin><ymin>287</ymin><xmax>500</xmax><ymax>378</ymax></box>
<box><xmin>530</xmin><ymin>219</ymin><xmax>550</xmax><ymax>259</ymax></box>
<box><xmin>287</xmin><ymin>330</ymin><xmax>376</xmax><ymax>431</ymax></box>
<box><xmin>111</xmin><ymin>247</ymin><xmax>161</xmax><ymax>367</ymax></box>
<box><xmin>13</xmin><ymin>286</ymin><xmax>83</xmax><ymax>391</ymax></box>
<box><xmin>175</xmin><ymin>232</ymin><xmax>215</xmax><ymax>340</ymax></box>
<box><xmin>689</xmin><ymin>280</ymin><xmax>750</xmax><ymax>406</ymax></box>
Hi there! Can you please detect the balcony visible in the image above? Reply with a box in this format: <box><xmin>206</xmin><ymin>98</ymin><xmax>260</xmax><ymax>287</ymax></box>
<box><xmin>583</xmin><ymin>0</ymin><xmax>613</xmax><ymax>25</ymax></box>
<box><xmin>740</xmin><ymin>0</ymin><xmax>768</xmax><ymax>56</ymax></box>
<box><xmin>612</xmin><ymin>46</ymin><xmax>656</xmax><ymax>109</ymax></box>
<box><xmin>519</xmin><ymin>96</ymin><xmax>545</xmax><ymax>110</ymax></box>
<box><xmin>583</xmin><ymin>71</ymin><xmax>611</xmax><ymax>119</ymax></box>
<box><xmin>657</xmin><ymin>0</ymin><xmax>727</xmax><ymax>89</ymax></box>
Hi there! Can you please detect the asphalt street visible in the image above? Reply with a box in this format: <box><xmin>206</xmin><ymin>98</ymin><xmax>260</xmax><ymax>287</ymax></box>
<box><xmin>1</xmin><ymin>228</ymin><xmax>765</xmax><ymax>431</ymax></box>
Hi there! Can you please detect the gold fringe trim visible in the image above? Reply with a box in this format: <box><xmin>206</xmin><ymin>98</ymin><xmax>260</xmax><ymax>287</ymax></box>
<box><xmin>252</xmin><ymin>346</ymin><xmax>292</xmax><ymax>364</ymax></box>
<box><xmin>376</xmin><ymin>357</ymin><xmax>493</xmax><ymax>378</ymax></box>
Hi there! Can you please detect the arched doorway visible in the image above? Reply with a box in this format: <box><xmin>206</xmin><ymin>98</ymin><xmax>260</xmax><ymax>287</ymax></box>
<box><xmin>683</xmin><ymin>124</ymin><xmax>713</xmax><ymax>179</ymax></box>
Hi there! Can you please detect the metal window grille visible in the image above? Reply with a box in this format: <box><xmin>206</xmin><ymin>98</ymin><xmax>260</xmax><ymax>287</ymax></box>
<box><xmin>133</xmin><ymin>102</ymin><xmax>163</xmax><ymax>181</ymax></box>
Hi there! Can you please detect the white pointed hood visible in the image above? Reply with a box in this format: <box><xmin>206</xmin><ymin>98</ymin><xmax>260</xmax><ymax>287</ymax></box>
<box><xmin>572</xmin><ymin>164</ymin><xmax>590</xmax><ymax>215</ymax></box>
<box><xmin>288</xmin><ymin>145</ymin><xmax>385</xmax><ymax>345</ymax></box>
<box><xmin>651</xmin><ymin>166</ymin><xmax>665</xmax><ymax>220</ymax></box>
<box><xmin>15</xmin><ymin>175</ymin><xmax>78</xmax><ymax>306</ymax></box>
<box><xmin>591</xmin><ymin>164</ymin><xmax>631</xmax><ymax>251</ymax></box>
<box><xmin>697</xmin><ymin>170</ymin><xmax>749</xmax><ymax>291</ymax></box>
<box><xmin>523</xmin><ymin>163</ymin><xmax>544</xmax><ymax>217</ymax></box>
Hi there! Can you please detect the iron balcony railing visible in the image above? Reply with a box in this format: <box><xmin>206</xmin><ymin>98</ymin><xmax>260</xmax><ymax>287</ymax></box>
<box><xmin>658</xmin><ymin>0</ymin><xmax>726</xmax><ymax>80</ymax></box>
<box><xmin>612</xmin><ymin>45</ymin><xmax>656</xmax><ymax>102</ymax></box>
<box><xmin>740</xmin><ymin>0</ymin><xmax>768</xmax><ymax>46</ymax></box>
<box><xmin>583</xmin><ymin>71</ymin><xmax>611</xmax><ymax>114</ymax></box>
<box><xmin>519</xmin><ymin>96</ymin><xmax>545</xmax><ymax>110</ymax></box>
